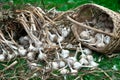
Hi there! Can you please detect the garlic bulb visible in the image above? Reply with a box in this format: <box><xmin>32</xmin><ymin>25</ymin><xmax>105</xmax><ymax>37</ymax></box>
<box><xmin>66</xmin><ymin>48</ymin><xmax>79</xmax><ymax>64</ymax></box>
<box><xmin>80</xmin><ymin>31</ymin><xmax>90</xmax><ymax>40</ymax></box>
<box><xmin>18</xmin><ymin>46</ymin><xmax>27</xmax><ymax>56</ymax></box>
<box><xmin>60</xmin><ymin>49</ymin><xmax>70</xmax><ymax>58</ymax></box>
<box><xmin>0</xmin><ymin>53</ymin><xmax>5</xmax><ymax>61</ymax></box>
<box><xmin>60</xmin><ymin>68</ymin><xmax>69</xmax><ymax>75</ymax></box>
<box><xmin>86</xmin><ymin>55</ymin><xmax>94</xmax><ymax>61</ymax></box>
<box><xmin>7</xmin><ymin>53</ymin><xmax>15</xmax><ymax>60</ymax></box>
<box><xmin>89</xmin><ymin>61</ymin><xmax>99</xmax><ymax>67</ymax></box>
<box><xmin>28</xmin><ymin>62</ymin><xmax>38</xmax><ymax>70</ymax></box>
<box><xmin>48</xmin><ymin>31</ymin><xmax>57</xmax><ymax>42</ymax></box>
<box><xmin>56</xmin><ymin>52</ymin><xmax>66</xmax><ymax>68</ymax></box>
<box><xmin>58</xmin><ymin>60</ymin><xmax>66</xmax><ymax>68</ymax></box>
<box><xmin>104</xmin><ymin>35</ymin><xmax>110</xmax><ymax>44</ymax></box>
<box><xmin>27</xmin><ymin>52</ymin><xmax>35</xmax><ymax>61</ymax></box>
<box><xmin>38</xmin><ymin>49</ymin><xmax>47</xmax><ymax>60</ymax></box>
<box><xmin>66</xmin><ymin>57</ymin><xmax>77</xmax><ymax>65</ymax></box>
<box><xmin>73</xmin><ymin>62</ymin><xmax>82</xmax><ymax>70</ymax></box>
<box><xmin>19</xmin><ymin>36</ymin><xmax>29</xmax><ymax>45</ymax></box>
<box><xmin>79</xmin><ymin>57</ymin><xmax>89</xmax><ymax>65</ymax></box>
<box><xmin>96</xmin><ymin>34</ymin><xmax>105</xmax><ymax>48</ymax></box>
<box><xmin>61</xmin><ymin>27</ymin><xmax>70</xmax><ymax>38</ymax></box>
<box><xmin>83</xmin><ymin>48</ymin><xmax>92</xmax><ymax>55</ymax></box>
<box><xmin>68</xmin><ymin>62</ymin><xmax>78</xmax><ymax>76</ymax></box>
<box><xmin>28</xmin><ymin>41</ymin><xmax>37</xmax><ymax>52</ymax></box>
<box><xmin>51</xmin><ymin>62</ymin><xmax>59</xmax><ymax>70</ymax></box>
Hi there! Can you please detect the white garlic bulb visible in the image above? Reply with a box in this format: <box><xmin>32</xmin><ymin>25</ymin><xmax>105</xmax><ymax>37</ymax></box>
<box><xmin>27</xmin><ymin>52</ymin><xmax>35</xmax><ymax>61</ymax></box>
<box><xmin>48</xmin><ymin>31</ymin><xmax>57</xmax><ymax>42</ymax></box>
<box><xmin>28</xmin><ymin>62</ymin><xmax>38</xmax><ymax>70</ymax></box>
<box><xmin>59</xmin><ymin>60</ymin><xmax>66</xmax><ymax>68</ymax></box>
<box><xmin>83</xmin><ymin>48</ymin><xmax>92</xmax><ymax>55</ymax></box>
<box><xmin>68</xmin><ymin>62</ymin><xmax>78</xmax><ymax>76</ymax></box>
<box><xmin>80</xmin><ymin>31</ymin><xmax>90</xmax><ymax>40</ymax></box>
<box><xmin>60</xmin><ymin>68</ymin><xmax>69</xmax><ymax>75</ymax></box>
<box><xmin>0</xmin><ymin>54</ymin><xmax>5</xmax><ymax>61</ymax></box>
<box><xmin>18</xmin><ymin>46</ymin><xmax>27</xmax><ymax>56</ymax></box>
<box><xmin>66</xmin><ymin>57</ymin><xmax>77</xmax><ymax>65</ymax></box>
<box><xmin>61</xmin><ymin>27</ymin><xmax>70</xmax><ymax>38</ymax></box>
<box><xmin>89</xmin><ymin>61</ymin><xmax>99</xmax><ymax>67</ymax></box>
<box><xmin>96</xmin><ymin>34</ymin><xmax>105</xmax><ymax>48</ymax></box>
<box><xmin>7</xmin><ymin>53</ymin><xmax>15</xmax><ymax>60</ymax></box>
<box><xmin>60</xmin><ymin>49</ymin><xmax>70</xmax><ymax>58</ymax></box>
<box><xmin>73</xmin><ymin>62</ymin><xmax>82</xmax><ymax>70</ymax></box>
<box><xmin>86</xmin><ymin>55</ymin><xmax>94</xmax><ymax>61</ymax></box>
<box><xmin>79</xmin><ymin>57</ymin><xmax>89</xmax><ymax>65</ymax></box>
<box><xmin>38</xmin><ymin>49</ymin><xmax>47</xmax><ymax>60</ymax></box>
<box><xmin>51</xmin><ymin>62</ymin><xmax>59</xmax><ymax>70</ymax></box>
<box><xmin>28</xmin><ymin>41</ymin><xmax>37</xmax><ymax>52</ymax></box>
<box><xmin>104</xmin><ymin>35</ymin><xmax>110</xmax><ymax>44</ymax></box>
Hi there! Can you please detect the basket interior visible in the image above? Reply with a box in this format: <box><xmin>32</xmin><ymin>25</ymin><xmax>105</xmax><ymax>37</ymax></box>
<box><xmin>73</xmin><ymin>5</ymin><xmax>114</xmax><ymax>51</ymax></box>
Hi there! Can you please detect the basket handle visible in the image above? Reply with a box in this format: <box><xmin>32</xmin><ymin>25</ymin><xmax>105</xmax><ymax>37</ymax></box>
<box><xmin>67</xmin><ymin>16</ymin><xmax>117</xmax><ymax>38</ymax></box>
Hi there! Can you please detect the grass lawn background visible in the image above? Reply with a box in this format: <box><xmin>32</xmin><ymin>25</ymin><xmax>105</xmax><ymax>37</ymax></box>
<box><xmin>0</xmin><ymin>0</ymin><xmax>120</xmax><ymax>80</ymax></box>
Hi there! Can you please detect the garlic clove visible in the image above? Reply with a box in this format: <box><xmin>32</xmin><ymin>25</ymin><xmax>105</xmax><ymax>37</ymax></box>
<box><xmin>73</xmin><ymin>62</ymin><xmax>82</xmax><ymax>70</ymax></box>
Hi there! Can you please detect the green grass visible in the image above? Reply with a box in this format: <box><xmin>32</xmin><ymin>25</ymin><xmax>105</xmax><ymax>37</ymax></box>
<box><xmin>1</xmin><ymin>0</ymin><xmax>120</xmax><ymax>80</ymax></box>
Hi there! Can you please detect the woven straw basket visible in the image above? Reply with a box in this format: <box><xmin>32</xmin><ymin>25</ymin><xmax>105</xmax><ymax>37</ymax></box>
<box><xmin>67</xmin><ymin>3</ymin><xmax>120</xmax><ymax>54</ymax></box>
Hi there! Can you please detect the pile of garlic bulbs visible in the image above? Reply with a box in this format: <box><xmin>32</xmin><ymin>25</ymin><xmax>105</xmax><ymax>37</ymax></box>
<box><xmin>77</xmin><ymin>13</ymin><xmax>112</xmax><ymax>49</ymax></box>
<box><xmin>0</xmin><ymin>5</ymin><xmax>99</xmax><ymax>77</ymax></box>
